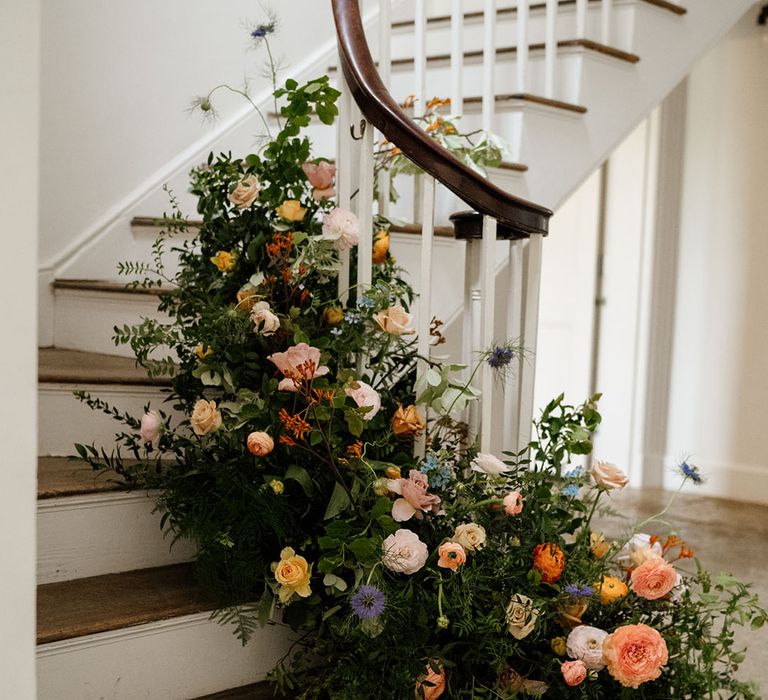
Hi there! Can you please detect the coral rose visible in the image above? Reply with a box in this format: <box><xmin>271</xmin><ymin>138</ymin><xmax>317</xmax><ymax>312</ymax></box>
<box><xmin>471</xmin><ymin>452</ymin><xmax>509</xmax><ymax>476</ymax></box>
<box><xmin>267</xmin><ymin>343</ymin><xmax>330</xmax><ymax>391</ymax></box>
<box><xmin>382</xmin><ymin>528</ymin><xmax>429</xmax><ymax>575</ymax></box>
<box><xmin>247</xmin><ymin>431</ymin><xmax>274</xmax><ymax>457</ymax></box>
<box><xmin>503</xmin><ymin>491</ymin><xmax>524</xmax><ymax>516</ymax></box>
<box><xmin>322</xmin><ymin>207</ymin><xmax>359</xmax><ymax>251</ymax></box>
<box><xmin>191</xmin><ymin>399</ymin><xmax>222</xmax><ymax>436</ymax></box>
<box><xmin>630</xmin><ymin>555</ymin><xmax>678</xmax><ymax>600</ymax></box>
<box><xmin>302</xmin><ymin>161</ymin><xmax>336</xmax><ymax>200</ymax></box>
<box><xmin>505</xmin><ymin>594</ymin><xmax>540</xmax><ymax>640</ymax></box>
<box><xmin>372</xmin><ymin>230</ymin><xmax>389</xmax><ymax>264</ymax></box>
<box><xmin>560</xmin><ymin>660</ymin><xmax>587</xmax><ymax>687</ymax></box>
<box><xmin>388</xmin><ymin>469</ymin><xmax>441</xmax><ymax>522</ymax></box>
<box><xmin>603</xmin><ymin>623</ymin><xmax>668</xmax><ymax>688</ymax></box>
<box><xmin>437</xmin><ymin>542</ymin><xmax>466</xmax><ymax>572</ymax></box>
<box><xmin>590</xmin><ymin>459</ymin><xmax>629</xmax><ymax>490</ymax></box>
<box><xmin>392</xmin><ymin>404</ymin><xmax>425</xmax><ymax>438</ymax></box>
<box><xmin>140</xmin><ymin>410</ymin><xmax>161</xmax><ymax>446</ymax></box>
<box><xmin>228</xmin><ymin>175</ymin><xmax>261</xmax><ymax>209</ymax></box>
<box><xmin>532</xmin><ymin>543</ymin><xmax>565</xmax><ymax>583</ymax></box>
<box><xmin>373</xmin><ymin>305</ymin><xmax>415</xmax><ymax>335</ymax></box>
<box><xmin>272</xmin><ymin>547</ymin><xmax>312</xmax><ymax>604</ymax></box>
<box><xmin>250</xmin><ymin>301</ymin><xmax>280</xmax><ymax>336</ymax></box>
<box><xmin>453</xmin><ymin>523</ymin><xmax>487</xmax><ymax>552</ymax></box>
<box><xmin>276</xmin><ymin>199</ymin><xmax>306</xmax><ymax>221</ymax></box>
<box><xmin>414</xmin><ymin>662</ymin><xmax>446</xmax><ymax>700</ymax></box>
<box><xmin>595</xmin><ymin>575</ymin><xmax>629</xmax><ymax>604</ymax></box>
<box><xmin>345</xmin><ymin>381</ymin><xmax>381</xmax><ymax>420</ymax></box>
<box><xmin>566</xmin><ymin>625</ymin><xmax>608</xmax><ymax>670</ymax></box>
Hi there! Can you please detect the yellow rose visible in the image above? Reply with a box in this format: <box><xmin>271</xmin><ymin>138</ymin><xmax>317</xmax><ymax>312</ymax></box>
<box><xmin>270</xmin><ymin>479</ymin><xmax>284</xmax><ymax>495</ymax></box>
<box><xmin>211</xmin><ymin>250</ymin><xmax>236</xmax><ymax>272</ymax></box>
<box><xmin>276</xmin><ymin>199</ymin><xmax>307</xmax><ymax>222</ymax></box>
<box><xmin>372</xmin><ymin>230</ymin><xmax>390</xmax><ymax>264</ymax></box>
<box><xmin>190</xmin><ymin>399</ymin><xmax>222</xmax><ymax>436</ymax></box>
<box><xmin>272</xmin><ymin>547</ymin><xmax>312</xmax><ymax>604</ymax></box>
<box><xmin>195</xmin><ymin>344</ymin><xmax>213</xmax><ymax>360</ymax></box>
<box><xmin>391</xmin><ymin>404</ymin><xmax>425</xmax><ymax>438</ymax></box>
<box><xmin>323</xmin><ymin>306</ymin><xmax>344</xmax><ymax>325</ymax></box>
<box><xmin>595</xmin><ymin>575</ymin><xmax>629</xmax><ymax>604</ymax></box>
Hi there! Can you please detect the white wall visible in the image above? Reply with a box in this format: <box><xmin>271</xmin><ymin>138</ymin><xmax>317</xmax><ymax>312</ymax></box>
<box><xmin>665</xmin><ymin>12</ymin><xmax>768</xmax><ymax>503</ymax></box>
<box><xmin>0</xmin><ymin>0</ymin><xmax>40</xmax><ymax>696</ymax></box>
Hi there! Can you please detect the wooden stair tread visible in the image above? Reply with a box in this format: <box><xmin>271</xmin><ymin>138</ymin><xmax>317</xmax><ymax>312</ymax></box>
<box><xmin>37</xmin><ymin>564</ymin><xmax>207</xmax><ymax>644</ymax></box>
<box><xmin>131</xmin><ymin>215</ymin><xmax>202</xmax><ymax>230</ymax></box>
<box><xmin>39</xmin><ymin>347</ymin><xmax>171</xmax><ymax>386</ymax></box>
<box><xmin>37</xmin><ymin>456</ymin><xmax>124</xmax><ymax>499</ymax></box>
<box><xmin>53</xmin><ymin>278</ymin><xmax>168</xmax><ymax>296</ymax></box>
<box><xmin>390</xmin><ymin>223</ymin><xmax>455</xmax><ymax>238</ymax></box>
<box><xmin>466</xmin><ymin>92</ymin><xmax>588</xmax><ymax>114</ymax></box>
<box><xmin>195</xmin><ymin>683</ymin><xmax>279</xmax><ymax>700</ymax></box>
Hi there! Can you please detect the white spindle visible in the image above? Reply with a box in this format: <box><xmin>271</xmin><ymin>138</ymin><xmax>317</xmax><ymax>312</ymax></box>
<box><xmin>463</xmin><ymin>241</ymin><xmax>482</xmax><ymax>440</ymax></box>
<box><xmin>450</xmin><ymin>0</ymin><xmax>464</xmax><ymax>117</ymax></box>
<box><xmin>480</xmin><ymin>216</ymin><xmax>497</xmax><ymax>452</ymax></box>
<box><xmin>377</xmin><ymin>0</ymin><xmax>392</xmax><ymax>217</ymax></box>
<box><xmin>414</xmin><ymin>0</ymin><xmax>427</xmax><ymax>115</ymax></box>
<box><xmin>516</xmin><ymin>0</ymin><xmax>529</xmax><ymax>95</ymax></box>
<box><xmin>601</xmin><ymin>0</ymin><xmax>613</xmax><ymax>45</ymax></box>
<box><xmin>575</xmin><ymin>0</ymin><xmax>588</xmax><ymax>39</ymax></box>
<box><xmin>502</xmin><ymin>239</ymin><xmax>524</xmax><ymax>452</ymax></box>
<box><xmin>336</xmin><ymin>71</ymin><xmax>353</xmax><ymax>303</ymax></box>
<box><xmin>357</xmin><ymin>121</ymin><xmax>374</xmax><ymax>295</ymax></box>
<box><xmin>544</xmin><ymin>0</ymin><xmax>557</xmax><ymax>99</ymax></box>
<box><xmin>516</xmin><ymin>234</ymin><xmax>544</xmax><ymax>451</ymax></box>
<box><xmin>482</xmin><ymin>0</ymin><xmax>496</xmax><ymax>132</ymax></box>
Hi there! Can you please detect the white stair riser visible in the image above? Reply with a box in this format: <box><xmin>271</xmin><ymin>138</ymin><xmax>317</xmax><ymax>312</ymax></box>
<box><xmin>39</xmin><ymin>383</ymin><xmax>173</xmax><ymax>455</ymax></box>
<box><xmin>38</xmin><ymin>492</ymin><xmax>196</xmax><ymax>584</ymax></box>
<box><xmin>37</xmin><ymin>615</ymin><xmax>292</xmax><ymax>700</ymax></box>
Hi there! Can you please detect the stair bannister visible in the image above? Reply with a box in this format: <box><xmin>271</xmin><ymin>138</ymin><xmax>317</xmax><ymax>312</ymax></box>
<box><xmin>331</xmin><ymin>0</ymin><xmax>552</xmax><ymax>453</ymax></box>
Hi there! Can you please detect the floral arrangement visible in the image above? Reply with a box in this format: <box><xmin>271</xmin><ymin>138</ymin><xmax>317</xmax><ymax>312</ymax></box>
<box><xmin>75</xmin><ymin>19</ymin><xmax>765</xmax><ymax>700</ymax></box>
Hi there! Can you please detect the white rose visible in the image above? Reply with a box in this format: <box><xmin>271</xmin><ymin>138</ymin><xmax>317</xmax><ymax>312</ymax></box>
<box><xmin>382</xmin><ymin>529</ymin><xmax>428</xmax><ymax>575</ymax></box>
<box><xmin>566</xmin><ymin>625</ymin><xmax>608</xmax><ymax>670</ymax></box>
<box><xmin>190</xmin><ymin>399</ymin><xmax>222</xmax><ymax>436</ymax></box>
<box><xmin>453</xmin><ymin>523</ymin><xmax>487</xmax><ymax>552</ymax></box>
<box><xmin>250</xmin><ymin>301</ymin><xmax>280</xmax><ymax>336</ymax></box>
<box><xmin>470</xmin><ymin>453</ymin><xmax>509</xmax><ymax>476</ymax></box>
<box><xmin>506</xmin><ymin>594</ymin><xmax>540</xmax><ymax>640</ymax></box>
<box><xmin>615</xmin><ymin>533</ymin><xmax>663</xmax><ymax>569</ymax></box>
<box><xmin>321</xmin><ymin>207</ymin><xmax>359</xmax><ymax>251</ymax></box>
<box><xmin>344</xmin><ymin>380</ymin><xmax>381</xmax><ymax>420</ymax></box>
<box><xmin>228</xmin><ymin>175</ymin><xmax>261</xmax><ymax>209</ymax></box>
<box><xmin>372</xmin><ymin>305</ymin><xmax>415</xmax><ymax>335</ymax></box>
<box><xmin>590</xmin><ymin>460</ymin><xmax>629</xmax><ymax>490</ymax></box>
<box><xmin>139</xmin><ymin>410</ymin><xmax>161</xmax><ymax>446</ymax></box>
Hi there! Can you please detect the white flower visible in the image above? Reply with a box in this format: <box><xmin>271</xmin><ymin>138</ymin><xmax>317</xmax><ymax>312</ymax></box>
<box><xmin>250</xmin><ymin>301</ymin><xmax>280</xmax><ymax>336</ymax></box>
<box><xmin>382</xmin><ymin>529</ymin><xmax>429</xmax><ymax>575</ymax></box>
<box><xmin>453</xmin><ymin>523</ymin><xmax>487</xmax><ymax>552</ymax></box>
<box><xmin>471</xmin><ymin>453</ymin><xmax>509</xmax><ymax>476</ymax></box>
<box><xmin>566</xmin><ymin>625</ymin><xmax>609</xmax><ymax>670</ymax></box>
<box><xmin>505</xmin><ymin>594</ymin><xmax>540</xmax><ymax>640</ymax></box>
<box><xmin>321</xmin><ymin>207</ymin><xmax>359</xmax><ymax>251</ymax></box>
<box><xmin>615</xmin><ymin>533</ymin><xmax>663</xmax><ymax>570</ymax></box>
<box><xmin>344</xmin><ymin>381</ymin><xmax>381</xmax><ymax>421</ymax></box>
<box><xmin>590</xmin><ymin>460</ymin><xmax>629</xmax><ymax>490</ymax></box>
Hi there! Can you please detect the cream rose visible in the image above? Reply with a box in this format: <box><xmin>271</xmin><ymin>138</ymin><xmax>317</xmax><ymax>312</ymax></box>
<box><xmin>250</xmin><ymin>301</ymin><xmax>280</xmax><ymax>336</ymax></box>
<box><xmin>372</xmin><ymin>305</ymin><xmax>415</xmax><ymax>335</ymax></box>
<box><xmin>228</xmin><ymin>175</ymin><xmax>261</xmax><ymax>209</ymax></box>
<box><xmin>382</xmin><ymin>528</ymin><xmax>428</xmax><ymax>575</ymax></box>
<box><xmin>190</xmin><ymin>399</ymin><xmax>222</xmax><ymax>436</ymax></box>
<box><xmin>344</xmin><ymin>380</ymin><xmax>381</xmax><ymax>420</ymax></box>
<box><xmin>453</xmin><ymin>523</ymin><xmax>487</xmax><ymax>552</ymax></box>
<box><xmin>566</xmin><ymin>625</ymin><xmax>609</xmax><ymax>670</ymax></box>
<box><xmin>590</xmin><ymin>460</ymin><xmax>629</xmax><ymax>490</ymax></box>
<box><xmin>505</xmin><ymin>594</ymin><xmax>540</xmax><ymax>640</ymax></box>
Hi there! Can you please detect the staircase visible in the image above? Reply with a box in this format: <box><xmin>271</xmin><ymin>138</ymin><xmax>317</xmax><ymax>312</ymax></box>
<box><xmin>36</xmin><ymin>0</ymin><xmax>757</xmax><ymax>697</ymax></box>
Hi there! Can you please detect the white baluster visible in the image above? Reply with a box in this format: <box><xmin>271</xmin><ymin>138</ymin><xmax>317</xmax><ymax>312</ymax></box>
<box><xmin>576</xmin><ymin>0</ymin><xmax>588</xmax><ymax>39</ymax></box>
<box><xmin>414</xmin><ymin>0</ymin><xmax>427</xmax><ymax>115</ymax></box>
<box><xmin>516</xmin><ymin>0</ymin><xmax>529</xmax><ymax>95</ymax></box>
<box><xmin>480</xmin><ymin>216</ymin><xmax>497</xmax><ymax>452</ymax></box>
<box><xmin>463</xmin><ymin>240</ymin><xmax>482</xmax><ymax>440</ymax></box>
<box><xmin>601</xmin><ymin>0</ymin><xmax>613</xmax><ymax>45</ymax></box>
<box><xmin>482</xmin><ymin>0</ymin><xmax>496</xmax><ymax>132</ymax></box>
<box><xmin>377</xmin><ymin>0</ymin><xmax>392</xmax><ymax>217</ymax></box>
<box><xmin>450</xmin><ymin>0</ymin><xmax>463</xmax><ymax>117</ymax></box>
<box><xmin>336</xmin><ymin>70</ymin><xmax>353</xmax><ymax>304</ymax></box>
<box><xmin>502</xmin><ymin>239</ymin><xmax>524</xmax><ymax>452</ymax></box>
<box><xmin>544</xmin><ymin>0</ymin><xmax>557</xmax><ymax>100</ymax></box>
<box><xmin>357</xmin><ymin>120</ymin><xmax>374</xmax><ymax>295</ymax></box>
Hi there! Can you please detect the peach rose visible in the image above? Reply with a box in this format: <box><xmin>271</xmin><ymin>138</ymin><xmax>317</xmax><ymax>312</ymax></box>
<box><xmin>372</xmin><ymin>230</ymin><xmax>389</xmax><ymax>264</ymax></box>
<box><xmin>392</xmin><ymin>404</ymin><xmax>425</xmax><ymax>438</ymax></box>
<box><xmin>503</xmin><ymin>491</ymin><xmax>524</xmax><ymax>516</ymax></box>
<box><xmin>191</xmin><ymin>399</ymin><xmax>222</xmax><ymax>436</ymax></box>
<box><xmin>382</xmin><ymin>528</ymin><xmax>429</xmax><ymax>575</ymax></box>
<box><xmin>322</xmin><ymin>207</ymin><xmax>359</xmax><ymax>251</ymax></box>
<box><xmin>250</xmin><ymin>301</ymin><xmax>280</xmax><ymax>336</ymax></box>
<box><xmin>373</xmin><ymin>305</ymin><xmax>415</xmax><ymax>335</ymax></box>
<box><xmin>414</xmin><ymin>662</ymin><xmax>445</xmax><ymax>700</ymax></box>
<box><xmin>603</xmin><ymin>624</ymin><xmax>668</xmax><ymax>688</ymax></box>
<box><xmin>267</xmin><ymin>343</ymin><xmax>330</xmax><ymax>391</ymax></box>
<box><xmin>630</xmin><ymin>555</ymin><xmax>678</xmax><ymax>600</ymax></box>
<box><xmin>595</xmin><ymin>575</ymin><xmax>629</xmax><ymax>604</ymax></box>
<box><xmin>302</xmin><ymin>161</ymin><xmax>336</xmax><ymax>200</ymax></box>
<box><xmin>560</xmin><ymin>660</ymin><xmax>587</xmax><ymax>687</ymax></box>
<box><xmin>388</xmin><ymin>469</ymin><xmax>441</xmax><ymax>522</ymax></box>
<box><xmin>228</xmin><ymin>175</ymin><xmax>261</xmax><ymax>209</ymax></box>
<box><xmin>532</xmin><ymin>543</ymin><xmax>565</xmax><ymax>583</ymax></box>
<box><xmin>272</xmin><ymin>547</ymin><xmax>312</xmax><ymax>604</ymax></box>
<box><xmin>453</xmin><ymin>523</ymin><xmax>487</xmax><ymax>552</ymax></box>
<box><xmin>345</xmin><ymin>380</ymin><xmax>381</xmax><ymax>420</ymax></box>
<box><xmin>140</xmin><ymin>410</ymin><xmax>161</xmax><ymax>446</ymax></box>
<box><xmin>437</xmin><ymin>542</ymin><xmax>466</xmax><ymax>572</ymax></box>
<box><xmin>247</xmin><ymin>431</ymin><xmax>274</xmax><ymax>457</ymax></box>
<box><xmin>590</xmin><ymin>460</ymin><xmax>629</xmax><ymax>490</ymax></box>
<box><xmin>276</xmin><ymin>199</ymin><xmax>306</xmax><ymax>222</ymax></box>
<box><xmin>210</xmin><ymin>250</ymin><xmax>235</xmax><ymax>272</ymax></box>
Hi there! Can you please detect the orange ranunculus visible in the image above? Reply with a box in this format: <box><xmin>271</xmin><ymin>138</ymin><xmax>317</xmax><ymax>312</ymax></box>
<box><xmin>532</xmin><ymin>543</ymin><xmax>565</xmax><ymax>583</ymax></box>
<box><xmin>595</xmin><ymin>575</ymin><xmax>629</xmax><ymax>604</ymax></box>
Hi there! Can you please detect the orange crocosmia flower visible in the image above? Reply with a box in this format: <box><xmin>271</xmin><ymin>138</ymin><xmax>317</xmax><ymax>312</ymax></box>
<box><xmin>595</xmin><ymin>575</ymin><xmax>629</xmax><ymax>604</ymax></box>
<box><xmin>347</xmin><ymin>441</ymin><xmax>363</xmax><ymax>459</ymax></box>
<box><xmin>532</xmin><ymin>543</ymin><xmax>565</xmax><ymax>583</ymax></box>
<box><xmin>426</xmin><ymin>96</ymin><xmax>451</xmax><ymax>110</ymax></box>
<box><xmin>278</xmin><ymin>408</ymin><xmax>312</xmax><ymax>440</ymax></box>
<box><xmin>278</xmin><ymin>434</ymin><xmax>296</xmax><ymax>447</ymax></box>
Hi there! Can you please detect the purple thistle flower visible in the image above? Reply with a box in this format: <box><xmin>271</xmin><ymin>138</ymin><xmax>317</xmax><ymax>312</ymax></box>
<box><xmin>350</xmin><ymin>585</ymin><xmax>386</xmax><ymax>620</ymax></box>
<box><xmin>564</xmin><ymin>583</ymin><xmax>594</xmax><ymax>598</ymax></box>
<box><xmin>487</xmin><ymin>346</ymin><xmax>515</xmax><ymax>369</ymax></box>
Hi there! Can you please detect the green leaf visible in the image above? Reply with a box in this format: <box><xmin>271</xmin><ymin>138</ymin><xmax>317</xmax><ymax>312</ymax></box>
<box><xmin>324</xmin><ymin>482</ymin><xmax>351</xmax><ymax>520</ymax></box>
<box><xmin>345</xmin><ymin>409</ymin><xmax>364</xmax><ymax>437</ymax></box>
<box><xmin>285</xmin><ymin>464</ymin><xmax>314</xmax><ymax>496</ymax></box>
<box><xmin>325</xmin><ymin>520</ymin><xmax>352</xmax><ymax>539</ymax></box>
<box><xmin>349</xmin><ymin>537</ymin><xmax>378</xmax><ymax>563</ymax></box>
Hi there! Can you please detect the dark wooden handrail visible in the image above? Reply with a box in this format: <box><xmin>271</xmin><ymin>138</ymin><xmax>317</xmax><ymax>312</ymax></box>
<box><xmin>331</xmin><ymin>0</ymin><xmax>551</xmax><ymax>236</ymax></box>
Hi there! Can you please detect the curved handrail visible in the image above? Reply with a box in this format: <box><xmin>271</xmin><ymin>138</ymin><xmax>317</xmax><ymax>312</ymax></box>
<box><xmin>331</xmin><ymin>0</ymin><xmax>551</xmax><ymax>236</ymax></box>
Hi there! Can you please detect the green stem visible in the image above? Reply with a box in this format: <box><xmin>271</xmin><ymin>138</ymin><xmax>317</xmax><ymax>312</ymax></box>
<box><xmin>263</xmin><ymin>38</ymin><xmax>283</xmax><ymax>132</ymax></box>
<box><xmin>206</xmin><ymin>84</ymin><xmax>272</xmax><ymax>139</ymax></box>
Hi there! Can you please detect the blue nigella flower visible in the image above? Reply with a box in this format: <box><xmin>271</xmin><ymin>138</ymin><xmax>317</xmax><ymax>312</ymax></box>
<box><xmin>561</xmin><ymin>484</ymin><xmax>580</xmax><ymax>498</ymax></box>
<box><xmin>679</xmin><ymin>461</ymin><xmax>704</xmax><ymax>484</ymax></box>
<box><xmin>250</xmin><ymin>22</ymin><xmax>276</xmax><ymax>39</ymax></box>
<box><xmin>564</xmin><ymin>583</ymin><xmax>594</xmax><ymax>598</ymax></box>
<box><xmin>350</xmin><ymin>585</ymin><xmax>386</xmax><ymax>619</ymax></box>
<box><xmin>487</xmin><ymin>346</ymin><xmax>515</xmax><ymax>369</ymax></box>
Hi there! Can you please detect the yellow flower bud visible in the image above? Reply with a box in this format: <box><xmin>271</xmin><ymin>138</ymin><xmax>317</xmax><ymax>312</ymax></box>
<box><xmin>551</xmin><ymin>637</ymin><xmax>567</xmax><ymax>656</ymax></box>
<box><xmin>270</xmin><ymin>479</ymin><xmax>284</xmax><ymax>495</ymax></box>
<box><xmin>373</xmin><ymin>477</ymin><xmax>390</xmax><ymax>497</ymax></box>
<box><xmin>385</xmin><ymin>466</ymin><xmax>401</xmax><ymax>480</ymax></box>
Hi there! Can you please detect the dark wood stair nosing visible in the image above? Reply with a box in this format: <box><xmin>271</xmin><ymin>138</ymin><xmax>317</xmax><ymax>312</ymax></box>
<box><xmin>37</xmin><ymin>456</ymin><xmax>127</xmax><ymax>500</ymax></box>
<box><xmin>53</xmin><ymin>278</ymin><xmax>168</xmax><ymax>297</ymax></box>
<box><xmin>38</xmin><ymin>347</ymin><xmax>173</xmax><ymax>387</ymax></box>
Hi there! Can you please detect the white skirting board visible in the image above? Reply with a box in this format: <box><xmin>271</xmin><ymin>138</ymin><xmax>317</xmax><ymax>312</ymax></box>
<box><xmin>37</xmin><ymin>614</ymin><xmax>293</xmax><ymax>700</ymax></box>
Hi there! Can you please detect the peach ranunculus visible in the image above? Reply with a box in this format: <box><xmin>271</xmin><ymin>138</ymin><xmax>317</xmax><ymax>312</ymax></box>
<box><xmin>210</xmin><ymin>250</ymin><xmax>236</xmax><ymax>272</ymax></box>
<box><xmin>392</xmin><ymin>404</ymin><xmax>425</xmax><ymax>437</ymax></box>
<box><xmin>344</xmin><ymin>381</ymin><xmax>381</xmax><ymax>421</ymax></box>
<box><xmin>414</xmin><ymin>661</ymin><xmax>446</xmax><ymax>700</ymax></box>
<box><xmin>272</xmin><ymin>547</ymin><xmax>312</xmax><ymax>604</ymax></box>
<box><xmin>372</xmin><ymin>230</ymin><xmax>390</xmax><ymax>264</ymax></box>
<box><xmin>590</xmin><ymin>459</ymin><xmax>629</xmax><ymax>490</ymax></box>
<box><xmin>388</xmin><ymin>469</ymin><xmax>441</xmax><ymax>522</ymax></box>
<box><xmin>560</xmin><ymin>660</ymin><xmax>587</xmax><ymax>687</ymax></box>
<box><xmin>437</xmin><ymin>542</ymin><xmax>466</xmax><ymax>572</ymax></box>
<box><xmin>321</xmin><ymin>207</ymin><xmax>359</xmax><ymax>251</ymax></box>
<box><xmin>503</xmin><ymin>491</ymin><xmax>524</xmax><ymax>516</ymax></box>
<box><xmin>191</xmin><ymin>399</ymin><xmax>223</xmax><ymax>436</ymax></box>
<box><xmin>140</xmin><ymin>410</ymin><xmax>161</xmax><ymax>446</ymax></box>
<box><xmin>247</xmin><ymin>431</ymin><xmax>274</xmax><ymax>457</ymax></box>
<box><xmin>453</xmin><ymin>523</ymin><xmax>487</xmax><ymax>552</ymax></box>
<box><xmin>630</xmin><ymin>555</ymin><xmax>678</xmax><ymax>600</ymax></box>
<box><xmin>373</xmin><ymin>305</ymin><xmax>415</xmax><ymax>335</ymax></box>
<box><xmin>603</xmin><ymin>623</ymin><xmax>668</xmax><ymax>688</ymax></box>
<box><xmin>250</xmin><ymin>301</ymin><xmax>280</xmax><ymax>336</ymax></box>
<box><xmin>302</xmin><ymin>161</ymin><xmax>336</xmax><ymax>200</ymax></box>
<box><xmin>506</xmin><ymin>594</ymin><xmax>540</xmax><ymax>640</ymax></box>
<box><xmin>228</xmin><ymin>174</ymin><xmax>261</xmax><ymax>209</ymax></box>
<box><xmin>532</xmin><ymin>543</ymin><xmax>565</xmax><ymax>583</ymax></box>
<box><xmin>276</xmin><ymin>199</ymin><xmax>307</xmax><ymax>222</ymax></box>
<box><xmin>267</xmin><ymin>343</ymin><xmax>330</xmax><ymax>392</ymax></box>
<box><xmin>382</xmin><ymin>528</ymin><xmax>429</xmax><ymax>575</ymax></box>
<box><xmin>595</xmin><ymin>575</ymin><xmax>629</xmax><ymax>604</ymax></box>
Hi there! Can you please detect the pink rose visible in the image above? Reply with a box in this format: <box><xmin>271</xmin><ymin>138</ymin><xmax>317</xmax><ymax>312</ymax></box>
<box><xmin>247</xmin><ymin>431</ymin><xmax>274</xmax><ymax>457</ymax></box>
<box><xmin>503</xmin><ymin>491</ymin><xmax>523</xmax><ymax>516</ymax></box>
<box><xmin>603</xmin><ymin>624</ymin><xmax>668</xmax><ymax>688</ymax></box>
<box><xmin>267</xmin><ymin>343</ymin><xmax>330</xmax><ymax>392</ymax></box>
<box><xmin>140</xmin><ymin>410</ymin><xmax>161</xmax><ymax>446</ymax></box>
<box><xmin>345</xmin><ymin>381</ymin><xmax>381</xmax><ymax>420</ymax></box>
<box><xmin>630</xmin><ymin>555</ymin><xmax>678</xmax><ymax>600</ymax></box>
<box><xmin>302</xmin><ymin>161</ymin><xmax>336</xmax><ymax>201</ymax></box>
<box><xmin>228</xmin><ymin>175</ymin><xmax>261</xmax><ymax>209</ymax></box>
<box><xmin>437</xmin><ymin>542</ymin><xmax>466</xmax><ymax>572</ymax></box>
<box><xmin>561</xmin><ymin>660</ymin><xmax>587</xmax><ymax>687</ymax></box>
<box><xmin>321</xmin><ymin>207</ymin><xmax>359</xmax><ymax>251</ymax></box>
<box><xmin>382</xmin><ymin>528</ymin><xmax>429</xmax><ymax>574</ymax></box>
<box><xmin>388</xmin><ymin>469</ymin><xmax>441</xmax><ymax>522</ymax></box>
<box><xmin>250</xmin><ymin>302</ymin><xmax>280</xmax><ymax>336</ymax></box>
